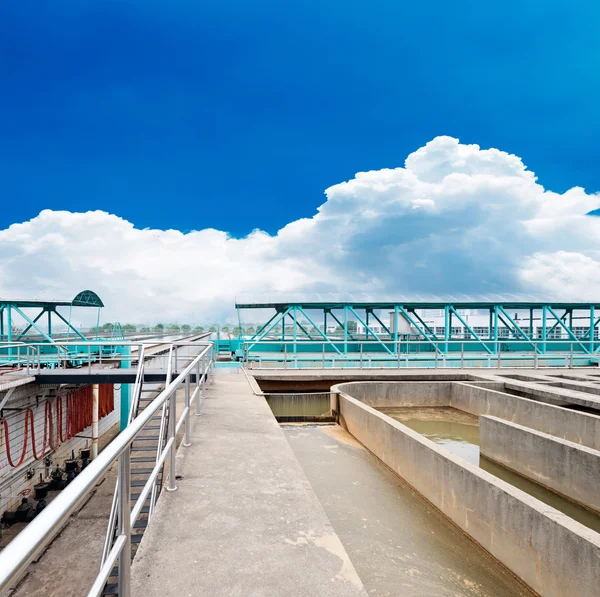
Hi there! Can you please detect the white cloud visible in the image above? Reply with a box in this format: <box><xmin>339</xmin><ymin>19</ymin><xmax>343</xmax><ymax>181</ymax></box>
<box><xmin>1</xmin><ymin>136</ymin><xmax>599</xmax><ymax>324</ymax></box>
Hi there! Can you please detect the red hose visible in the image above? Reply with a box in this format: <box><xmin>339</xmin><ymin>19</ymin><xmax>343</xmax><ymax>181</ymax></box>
<box><xmin>0</xmin><ymin>384</ymin><xmax>114</xmax><ymax>468</ymax></box>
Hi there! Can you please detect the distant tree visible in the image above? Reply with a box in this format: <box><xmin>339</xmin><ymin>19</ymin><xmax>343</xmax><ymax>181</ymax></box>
<box><xmin>347</xmin><ymin>321</ymin><xmax>358</xmax><ymax>333</ymax></box>
<box><xmin>208</xmin><ymin>325</ymin><xmax>217</xmax><ymax>332</ymax></box>
<box><xmin>232</xmin><ymin>326</ymin><xmax>242</xmax><ymax>336</ymax></box>
<box><xmin>154</xmin><ymin>323</ymin><xmax>164</xmax><ymax>332</ymax></box>
<box><xmin>194</xmin><ymin>325</ymin><xmax>204</xmax><ymax>332</ymax></box>
<box><xmin>181</xmin><ymin>324</ymin><xmax>191</xmax><ymax>332</ymax></box>
<box><xmin>122</xmin><ymin>323</ymin><xmax>137</xmax><ymax>333</ymax></box>
<box><xmin>245</xmin><ymin>326</ymin><xmax>255</xmax><ymax>334</ymax></box>
<box><xmin>140</xmin><ymin>327</ymin><xmax>150</xmax><ymax>332</ymax></box>
<box><xmin>221</xmin><ymin>326</ymin><xmax>229</xmax><ymax>332</ymax></box>
<box><xmin>101</xmin><ymin>322</ymin><xmax>113</xmax><ymax>331</ymax></box>
<box><xmin>170</xmin><ymin>324</ymin><xmax>181</xmax><ymax>332</ymax></box>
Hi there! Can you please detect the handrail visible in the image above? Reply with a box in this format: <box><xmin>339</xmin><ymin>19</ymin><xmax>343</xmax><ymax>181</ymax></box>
<box><xmin>150</xmin><ymin>345</ymin><xmax>173</xmax><ymax>514</ymax></box>
<box><xmin>0</xmin><ymin>338</ymin><xmax>213</xmax><ymax>373</ymax></box>
<box><xmin>0</xmin><ymin>342</ymin><xmax>214</xmax><ymax>597</ymax></box>
<box><xmin>239</xmin><ymin>338</ymin><xmax>598</xmax><ymax>370</ymax></box>
<box><xmin>100</xmin><ymin>345</ymin><xmax>146</xmax><ymax>567</ymax></box>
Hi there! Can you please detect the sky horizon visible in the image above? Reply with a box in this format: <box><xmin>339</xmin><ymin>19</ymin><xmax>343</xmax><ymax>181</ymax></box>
<box><xmin>1</xmin><ymin>2</ymin><xmax>599</xmax><ymax>322</ymax></box>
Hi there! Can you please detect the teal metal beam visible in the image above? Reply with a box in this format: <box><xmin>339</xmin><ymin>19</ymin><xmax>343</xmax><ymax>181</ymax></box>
<box><xmin>444</xmin><ymin>306</ymin><xmax>450</xmax><ymax>353</ymax></box>
<box><xmin>16</xmin><ymin>309</ymin><xmax>46</xmax><ymax>340</ymax></box>
<box><xmin>296</xmin><ymin>307</ymin><xmax>342</xmax><ymax>354</ymax></box>
<box><xmin>348</xmin><ymin>307</ymin><xmax>393</xmax><ymax>355</ymax></box>
<box><xmin>288</xmin><ymin>311</ymin><xmax>315</xmax><ymax>340</ymax></box>
<box><xmin>396</xmin><ymin>306</ymin><xmax>440</xmax><ymax>352</ymax></box>
<box><xmin>546</xmin><ymin>306</ymin><xmax>590</xmax><ymax>353</ymax></box>
<box><xmin>410</xmin><ymin>310</ymin><xmax>440</xmax><ymax>340</ymax></box>
<box><xmin>246</xmin><ymin>307</ymin><xmax>291</xmax><ymax>352</ymax></box>
<box><xmin>590</xmin><ymin>307</ymin><xmax>596</xmax><ymax>353</ymax></box>
<box><xmin>53</xmin><ymin>309</ymin><xmax>88</xmax><ymax>341</ymax></box>
<box><xmin>449</xmin><ymin>307</ymin><xmax>493</xmax><ymax>354</ymax></box>
<box><xmin>496</xmin><ymin>306</ymin><xmax>539</xmax><ymax>352</ymax></box>
<box><xmin>369</xmin><ymin>309</ymin><xmax>393</xmax><ymax>336</ymax></box>
<box><xmin>327</xmin><ymin>310</ymin><xmax>359</xmax><ymax>341</ymax></box>
<box><xmin>541</xmin><ymin>306</ymin><xmax>547</xmax><ymax>354</ymax></box>
<box><xmin>293</xmin><ymin>306</ymin><xmax>298</xmax><ymax>355</ymax></box>
<box><xmin>343</xmin><ymin>306</ymin><xmax>348</xmax><ymax>355</ymax></box>
<box><xmin>7</xmin><ymin>305</ymin><xmax>12</xmax><ymax>355</ymax></box>
<box><xmin>12</xmin><ymin>305</ymin><xmax>55</xmax><ymax>344</ymax></box>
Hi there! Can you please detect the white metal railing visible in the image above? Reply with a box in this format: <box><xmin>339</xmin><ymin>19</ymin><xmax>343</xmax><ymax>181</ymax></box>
<box><xmin>0</xmin><ymin>336</ymin><xmax>210</xmax><ymax>374</ymax></box>
<box><xmin>0</xmin><ymin>342</ymin><xmax>215</xmax><ymax>597</ymax></box>
<box><xmin>240</xmin><ymin>339</ymin><xmax>600</xmax><ymax>370</ymax></box>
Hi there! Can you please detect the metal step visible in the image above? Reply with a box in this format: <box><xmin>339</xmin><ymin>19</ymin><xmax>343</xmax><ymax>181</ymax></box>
<box><xmin>133</xmin><ymin>519</ymin><xmax>148</xmax><ymax>529</ymax></box>
<box><xmin>131</xmin><ymin>457</ymin><xmax>156</xmax><ymax>462</ymax></box>
<box><xmin>131</xmin><ymin>468</ymin><xmax>154</xmax><ymax>475</ymax></box>
<box><xmin>131</xmin><ymin>479</ymin><xmax>148</xmax><ymax>487</ymax></box>
<box><xmin>131</xmin><ymin>535</ymin><xmax>143</xmax><ymax>544</ymax></box>
<box><xmin>131</xmin><ymin>446</ymin><xmax>156</xmax><ymax>451</ymax></box>
<box><xmin>134</xmin><ymin>435</ymin><xmax>159</xmax><ymax>440</ymax></box>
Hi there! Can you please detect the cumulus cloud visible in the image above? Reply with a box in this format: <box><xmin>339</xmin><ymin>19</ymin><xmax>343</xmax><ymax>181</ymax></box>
<box><xmin>1</xmin><ymin>136</ymin><xmax>599</xmax><ymax>323</ymax></box>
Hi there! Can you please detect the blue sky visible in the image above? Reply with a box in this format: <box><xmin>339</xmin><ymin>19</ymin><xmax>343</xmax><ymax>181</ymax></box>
<box><xmin>2</xmin><ymin>1</ymin><xmax>599</xmax><ymax>237</ymax></box>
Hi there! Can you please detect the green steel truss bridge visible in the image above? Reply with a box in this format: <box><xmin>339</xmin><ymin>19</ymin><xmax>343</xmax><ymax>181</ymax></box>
<box><xmin>235</xmin><ymin>300</ymin><xmax>600</xmax><ymax>367</ymax></box>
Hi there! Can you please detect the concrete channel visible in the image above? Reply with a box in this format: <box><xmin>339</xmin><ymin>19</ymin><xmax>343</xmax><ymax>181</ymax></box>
<box><xmin>329</xmin><ymin>377</ymin><xmax>600</xmax><ymax>597</ymax></box>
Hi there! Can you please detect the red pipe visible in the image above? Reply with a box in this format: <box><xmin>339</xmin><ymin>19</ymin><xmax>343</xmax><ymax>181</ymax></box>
<box><xmin>0</xmin><ymin>385</ymin><xmax>114</xmax><ymax>468</ymax></box>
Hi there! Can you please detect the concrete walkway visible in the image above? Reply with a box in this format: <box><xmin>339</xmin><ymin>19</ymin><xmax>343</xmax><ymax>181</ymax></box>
<box><xmin>130</xmin><ymin>372</ymin><xmax>367</xmax><ymax>597</ymax></box>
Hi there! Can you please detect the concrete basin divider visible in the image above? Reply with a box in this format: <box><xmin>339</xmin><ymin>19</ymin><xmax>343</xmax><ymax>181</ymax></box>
<box><xmin>331</xmin><ymin>381</ymin><xmax>600</xmax><ymax>597</ymax></box>
<box><xmin>479</xmin><ymin>415</ymin><xmax>600</xmax><ymax>513</ymax></box>
<box><xmin>450</xmin><ymin>382</ymin><xmax>600</xmax><ymax>451</ymax></box>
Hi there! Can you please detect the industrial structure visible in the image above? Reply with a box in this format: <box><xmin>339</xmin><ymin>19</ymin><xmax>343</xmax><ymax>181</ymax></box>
<box><xmin>0</xmin><ymin>295</ymin><xmax>599</xmax><ymax>597</ymax></box>
<box><xmin>235</xmin><ymin>300</ymin><xmax>600</xmax><ymax>367</ymax></box>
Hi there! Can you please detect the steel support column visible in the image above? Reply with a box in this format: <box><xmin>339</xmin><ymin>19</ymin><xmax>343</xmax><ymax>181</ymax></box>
<box><xmin>343</xmin><ymin>307</ymin><xmax>348</xmax><ymax>355</ymax></box>
<box><xmin>541</xmin><ymin>306</ymin><xmax>547</xmax><ymax>354</ymax></box>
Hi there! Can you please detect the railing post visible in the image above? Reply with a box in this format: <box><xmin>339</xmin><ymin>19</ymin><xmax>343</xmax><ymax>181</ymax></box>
<box><xmin>570</xmin><ymin>342</ymin><xmax>574</xmax><ymax>368</ymax></box>
<box><xmin>88</xmin><ymin>345</ymin><xmax>92</xmax><ymax>374</ymax></box>
<box><xmin>201</xmin><ymin>356</ymin><xmax>206</xmax><ymax>400</ymax></box>
<box><xmin>322</xmin><ymin>343</ymin><xmax>325</xmax><ymax>369</ymax></box>
<box><xmin>461</xmin><ymin>342</ymin><xmax>464</xmax><ymax>368</ymax></box>
<box><xmin>195</xmin><ymin>359</ymin><xmax>201</xmax><ymax>415</ymax></box>
<box><xmin>117</xmin><ymin>447</ymin><xmax>131</xmax><ymax>597</ymax></box>
<box><xmin>166</xmin><ymin>389</ymin><xmax>178</xmax><ymax>492</ymax></box>
<box><xmin>183</xmin><ymin>375</ymin><xmax>191</xmax><ymax>447</ymax></box>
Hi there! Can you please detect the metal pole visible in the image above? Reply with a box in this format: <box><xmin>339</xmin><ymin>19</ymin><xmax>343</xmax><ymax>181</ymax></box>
<box><xmin>92</xmin><ymin>385</ymin><xmax>99</xmax><ymax>459</ymax></box>
<box><xmin>570</xmin><ymin>342</ymin><xmax>574</xmax><ymax>368</ymax></box>
<box><xmin>117</xmin><ymin>448</ymin><xmax>131</xmax><ymax>597</ymax></box>
<box><xmin>166</xmin><ymin>388</ymin><xmax>178</xmax><ymax>492</ymax></box>
<box><xmin>201</xmin><ymin>356</ymin><xmax>206</xmax><ymax>401</ymax></box>
<box><xmin>88</xmin><ymin>345</ymin><xmax>92</xmax><ymax>374</ymax></box>
<box><xmin>461</xmin><ymin>343</ymin><xmax>464</xmax><ymax>368</ymax></box>
<box><xmin>195</xmin><ymin>359</ymin><xmax>201</xmax><ymax>415</ymax></box>
<box><xmin>183</xmin><ymin>375</ymin><xmax>191</xmax><ymax>447</ymax></box>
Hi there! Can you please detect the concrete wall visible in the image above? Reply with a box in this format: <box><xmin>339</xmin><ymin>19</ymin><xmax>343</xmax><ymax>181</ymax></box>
<box><xmin>333</xmin><ymin>388</ymin><xmax>600</xmax><ymax>597</ymax></box>
<box><xmin>480</xmin><ymin>415</ymin><xmax>600</xmax><ymax>513</ymax></box>
<box><xmin>0</xmin><ymin>382</ymin><xmax>120</xmax><ymax>514</ymax></box>
<box><xmin>450</xmin><ymin>382</ymin><xmax>600</xmax><ymax>451</ymax></box>
<box><xmin>330</xmin><ymin>381</ymin><xmax>452</xmax><ymax>412</ymax></box>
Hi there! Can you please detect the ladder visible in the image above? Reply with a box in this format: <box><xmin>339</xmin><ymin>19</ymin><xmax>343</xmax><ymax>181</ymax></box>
<box><xmin>101</xmin><ymin>346</ymin><xmax>174</xmax><ymax>596</ymax></box>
